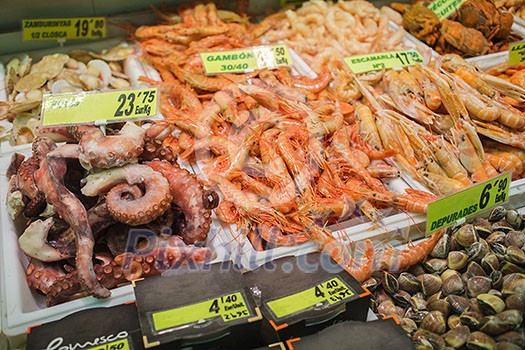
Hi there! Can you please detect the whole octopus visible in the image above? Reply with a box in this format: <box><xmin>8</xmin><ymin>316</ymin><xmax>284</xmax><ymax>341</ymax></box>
<box><xmin>6</xmin><ymin>121</ymin><xmax>219</xmax><ymax>306</ymax></box>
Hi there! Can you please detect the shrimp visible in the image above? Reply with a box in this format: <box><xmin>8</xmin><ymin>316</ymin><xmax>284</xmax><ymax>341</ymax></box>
<box><xmin>258</xmin><ymin>223</ymin><xmax>309</xmax><ymax>246</ymax></box>
<box><xmin>377</xmin><ymin>230</ymin><xmax>445</xmax><ymax>272</ymax></box>
<box><xmin>354</xmin><ymin>103</ymin><xmax>383</xmax><ymax>151</ymax></box>
<box><xmin>486</xmin><ymin>151</ymin><xmax>524</xmax><ymax>178</ymax></box>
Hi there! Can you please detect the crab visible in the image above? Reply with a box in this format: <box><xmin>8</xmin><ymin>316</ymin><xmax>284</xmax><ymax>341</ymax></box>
<box><xmin>392</xmin><ymin>2</ymin><xmax>441</xmax><ymax>47</ymax></box>
<box><xmin>457</xmin><ymin>0</ymin><xmax>513</xmax><ymax>40</ymax></box>
<box><xmin>438</xmin><ymin>19</ymin><xmax>491</xmax><ymax>57</ymax></box>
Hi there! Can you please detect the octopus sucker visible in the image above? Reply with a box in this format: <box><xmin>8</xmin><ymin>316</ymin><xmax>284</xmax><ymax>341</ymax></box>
<box><xmin>26</xmin><ymin>259</ymin><xmax>66</xmax><ymax>296</ymax></box>
<box><xmin>82</xmin><ymin>164</ymin><xmax>173</xmax><ymax>226</ymax></box>
<box><xmin>147</xmin><ymin>160</ymin><xmax>218</xmax><ymax>244</ymax></box>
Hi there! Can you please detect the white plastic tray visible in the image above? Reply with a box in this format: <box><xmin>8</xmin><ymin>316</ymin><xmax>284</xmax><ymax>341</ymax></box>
<box><xmin>0</xmin><ymin>151</ymin><xmax>232</xmax><ymax>337</ymax></box>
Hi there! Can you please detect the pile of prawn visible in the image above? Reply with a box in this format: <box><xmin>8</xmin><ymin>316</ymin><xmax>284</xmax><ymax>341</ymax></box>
<box><xmin>128</xmin><ymin>1</ymin><xmax>444</xmax><ymax>283</ymax></box>
<box><xmin>254</xmin><ymin>0</ymin><xmax>407</xmax><ymax>74</ymax></box>
<box><xmin>346</xmin><ymin>53</ymin><xmax>525</xmax><ymax>196</ymax></box>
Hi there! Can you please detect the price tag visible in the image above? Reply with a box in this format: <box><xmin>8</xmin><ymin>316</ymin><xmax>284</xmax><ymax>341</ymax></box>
<box><xmin>200</xmin><ymin>44</ymin><xmax>292</xmax><ymax>74</ymax></box>
<box><xmin>428</xmin><ymin>0</ymin><xmax>467</xmax><ymax>20</ymax></box>
<box><xmin>152</xmin><ymin>291</ymin><xmax>251</xmax><ymax>332</ymax></box>
<box><xmin>86</xmin><ymin>338</ymin><xmax>130</xmax><ymax>350</ymax></box>
<box><xmin>22</xmin><ymin>17</ymin><xmax>106</xmax><ymax>41</ymax></box>
<box><xmin>41</xmin><ymin>87</ymin><xmax>158</xmax><ymax>126</ymax></box>
<box><xmin>426</xmin><ymin>172</ymin><xmax>511</xmax><ymax>234</ymax></box>
<box><xmin>343</xmin><ymin>50</ymin><xmax>423</xmax><ymax>74</ymax></box>
<box><xmin>509</xmin><ymin>41</ymin><xmax>525</xmax><ymax>67</ymax></box>
<box><xmin>266</xmin><ymin>277</ymin><xmax>354</xmax><ymax>319</ymax></box>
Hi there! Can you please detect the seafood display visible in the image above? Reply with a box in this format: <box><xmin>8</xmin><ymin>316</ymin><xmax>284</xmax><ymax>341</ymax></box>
<box><xmin>370</xmin><ymin>206</ymin><xmax>525</xmax><ymax>349</ymax></box>
<box><xmin>6</xmin><ymin>121</ymin><xmax>218</xmax><ymax>305</ymax></box>
<box><xmin>255</xmin><ymin>0</ymin><xmax>408</xmax><ymax>74</ymax></box>
<box><xmin>391</xmin><ymin>0</ymin><xmax>519</xmax><ymax>57</ymax></box>
<box><xmin>496</xmin><ymin>0</ymin><xmax>525</xmax><ymax>21</ymax></box>
<box><xmin>1</xmin><ymin>43</ymin><xmax>134</xmax><ymax>146</ymax></box>
<box><xmin>3</xmin><ymin>4</ymin><xmax>525</xmax><ymax>346</ymax></box>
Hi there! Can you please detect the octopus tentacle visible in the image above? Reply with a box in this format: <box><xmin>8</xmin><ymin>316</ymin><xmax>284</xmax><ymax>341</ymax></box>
<box><xmin>81</xmin><ymin>164</ymin><xmax>172</xmax><ymax>226</ymax></box>
<box><xmin>46</xmin><ymin>236</ymin><xmax>212</xmax><ymax>306</ymax></box>
<box><xmin>35</xmin><ymin>138</ymin><xmax>110</xmax><ymax>299</ymax></box>
<box><xmin>26</xmin><ymin>258</ymin><xmax>67</xmax><ymax>296</ymax></box>
<box><xmin>147</xmin><ymin>160</ymin><xmax>216</xmax><ymax>243</ymax></box>
<box><xmin>7</xmin><ymin>153</ymin><xmax>25</xmax><ymax>178</ymax></box>
<box><xmin>70</xmin><ymin>122</ymin><xmax>145</xmax><ymax>170</ymax></box>
<box><xmin>36</xmin><ymin>125</ymin><xmax>77</xmax><ymax>142</ymax></box>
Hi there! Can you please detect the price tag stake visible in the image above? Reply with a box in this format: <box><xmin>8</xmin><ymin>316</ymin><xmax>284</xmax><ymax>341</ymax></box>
<box><xmin>266</xmin><ymin>277</ymin><xmax>355</xmax><ymax>319</ymax></box>
<box><xmin>426</xmin><ymin>172</ymin><xmax>511</xmax><ymax>234</ymax></box>
<box><xmin>41</xmin><ymin>87</ymin><xmax>159</xmax><ymax>126</ymax></box>
<box><xmin>344</xmin><ymin>50</ymin><xmax>423</xmax><ymax>74</ymax></box>
<box><xmin>23</xmin><ymin>17</ymin><xmax>106</xmax><ymax>41</ymax></box>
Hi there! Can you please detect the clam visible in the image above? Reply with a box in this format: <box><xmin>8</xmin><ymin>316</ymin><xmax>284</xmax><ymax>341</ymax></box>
<box><xmin>495</xmin><ymin>310</ymin><xmax>523</xmax><ymax>330</ymax></box>
<box><xmin>86</xmin><ymin>59</ymin><xmax>111</xmax><ymax>88</ymax></box>
<box><xmin>482</xmin><ymin>253</ymin><xmax>501</xmax><ymax>274</ymax></box>
<box><xmin>431</xmin><ymin>233</ymin><xmax>451</xmax><ymax>258</ymax></box>
<box><xmin>418</xmin><ymin>274</ymin><xmax>442</xmax><ymax>296</ymax></box>
<box><xmin>447</xmin><ymin>295</ymin><xmax>470</xmax><ymax>314</ymax></box>
<box><xmin>467</xmin><ymin>331</ymin><xmax>497</xmax><ymax>350</ymax></box>
<box><xmin>496</xmin><ymin>329</ymin><xmax>525</xmax><ymax>347</ymax></box>
<box><xmin>488</xmin><ymin>288</ymin><xmax>503</xmax><ymax>299</ymax></box>
<box><xmin>487</xmin><ymin>232</ymin><xmax>507</xmax><ymax>245</ymax></box>
<box><xmin>377</xmin><ymin>300</ymin><xmax>404</xmax><ymax>318</ymax></box>
<box><xmin>408</xmin><ymin>263</ymin><xmax>426</xmax><ymax>276</ymax></box>
<box><xmin>382</xmin><ymin>271</ymin><xmax>399</xmax><ymax>295</ymax></box>
<box><xmin>442</xmin><ymin>273</ymin><xmax>465</xmax><ymax>296</ymax></box>
<box><xmin>392</xmin><ymin>290</ymin><xmax>411</xmax><ymax>308</ymax></box>
<box><xmin>505</xmin><ymin>246</ymin><xmax>525</xmax><ymax>266</ymax></box>
<box><xmin>467</xmin><ymin>261</ymin><xmax>488</xmax><ymax>278</ymax></box>
<box><xmin>362</xmin><ymin>277</ymin><xmax>379</xmax><ymax>293</ymax></box>
<box><xmin>504</xmin><ymin>210</ymin><xmax>522</xmax><ymax>230</ymax></box>
<box><xmin>474</xmin><ymin>218</ymin><xmax>493</xmax><ymax>238</ymax></box>
<box><xmin>401</xmin><ymin>317</ymin><xmax>418</xmax><ymax>335</ymax></box>
<box><xmin>455</xmin><ymin>224</ymin><xmax>479</xmax><ymax>248</ymax></box>
<box><xmin>414</xmin><ymin>339</ymin><xmax>434</xmax><ymax>350</ymax></box>
<box><xmin>398</xmin><ymin>272</ymin><xmax>420</xmax><ymax>294</ymax></box>
<box><xmin>467</xmin><ymin>276</ymin><xmax>492</xmax><ymax>298</ymax></box>
<box><xmin>500</xmin><ymin>262</ymin><xmax>524</xmax><ymax>275</ymax></box>
<box><xmin>489</xmin><ymin>206</ymin><xmax>506</xmax><ymax>222</ymax></box>
<box><xmin>427</xmin><ymin>299</ymin><xmax>451</xmax><ymax>317</ymax></box>
<box><xmin>413</xmin><ymin>329</ymin><xmax>447</xmax><ymax>349</ymax></box>
<box><xmin>490</xmin><ymin>242</ymin><xmax>508</xmax><ymax>260</ymax></box>
<box><xmin>424</xmin><ymin>258</ymin><xmax>448</xmax><ymax>274</ymax></box>
<box><xmin>410</xmin><ymin>293</ymin><xmax>428</xmax><ymax>311</ymax></box>
<box><xmin>492</xmin><ymin>221</ymin><xmax>513</xmax><ymax>234</ymax></box>
<box><xmin>444</xmin><ymin>325</ymin><xmax>470</xmax><ymax>348</ymax></box>
<box><xmin>501</xmin><ymin>275</ymin><xmax>525</xmax><ymax>297</ymax></box>
<box><xmin>505</xmin><ymin>231</ymin><xmax>525</xmax><ymax>249</ymax></box>
<box><xmin>448</xmin><ymin>314</ymin><xmax>462</xmax><ymax>329</ymax></box>
<box><xmin>494</xmin><ymin>342</ymin><xmax>522</xmax><ymax>350</ymax></box>
<box><xmin>469</xmin><ymin>240</ymin><xmax>490</xmax><ymax>263</ymax></box>
<box><xmin>477</xmin><ymin>294</ymin><xmax>506</xmax><ymax>315</ymax></box>
<box><xmin>405</xmin><ymin>308</ymin><xmax>429</xmax><ymax>323</ymax></box>
<box><xmin>420</xmin><ymin>310</ymin><xmax>447</xmax><ymax>334</ymax></box>
<box><xmin>460</xmin><ymin>310</ymin><xmax>482</xmax><ymax>330</ymax></box>
<box><xmin>480</xmin><ymin>315</ymin><xmax>514</xmax><ymax>336</ymax></box>
<box><xmin>448</xmin><ymin>251</ymin><xmax>469</xmax><ymax>270</ymax></box>
<box><xmin>505</xmin><ymin>294</ymin><xmax>525</xmax><ymax>313</ymax></box>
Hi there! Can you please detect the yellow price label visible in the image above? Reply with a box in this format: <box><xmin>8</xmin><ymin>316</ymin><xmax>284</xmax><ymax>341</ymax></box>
<box><xmin>152</xmin><ymin>292</ymin><xmax>251</xmax><ymax>332</ymax></box>
<box><xmin>266</xmin><ymin>277</ymin><xmax>355</xmax><ymax>319</ymax></box>
<box><xmin>343</xmin><ymin>50</ymin><xmax>423</xmax><ymax>74</ymax></box>
<box><xmin>22</xmin><ymin>17</ymin><xmax>106</xmax><ymax>41</ymax></box>
<box><xmin>86</xmin><ymin>338</ymin><xmax>130</xmax><ymax>350</ymax></box>
<box><xmin>200</xmin><ymin>44</ymin><xmax>292</xmax><ymax>74</ymax></box>
<box><xmin>426</xmin><ymin>172</ymin><xmax>511</xmax><ymax>234</ymax></box>
<box><xmin>41</xmin><ymin>88</ymin><xmax>158</xmax><ymax>126</ymax></box>
<box><xmin>427</xmin><ymin>0</ymin><xmax>468</xmax><ymax>20</ymax></box>
<box><xmin>509</xmin><ymin>41</ymin><xmax>525</xmax><ymax>67</ymax></box>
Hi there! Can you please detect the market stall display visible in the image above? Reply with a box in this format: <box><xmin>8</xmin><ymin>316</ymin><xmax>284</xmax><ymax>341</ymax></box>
<box><xmin>1</xmin><ymin>0</ymin><xmax>525</xmax><ymax>348</ymax></box>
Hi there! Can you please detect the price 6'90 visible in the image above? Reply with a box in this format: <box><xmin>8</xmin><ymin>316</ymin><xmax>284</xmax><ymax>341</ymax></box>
<box><xmin>479</xmin><ymin>177</ymin><xmax>508</xmax><ymax>210</ymax></box>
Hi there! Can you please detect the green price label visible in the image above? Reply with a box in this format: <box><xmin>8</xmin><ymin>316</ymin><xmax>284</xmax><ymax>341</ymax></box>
<box><xmin>428</xmin><ymin>0</ymin><xmax>467</xmax><ymax>20</ymax></box>
<box><xmin>152</xmin><ymin>291</ymin><xmax>251</xmax><ymax>331</ymax></box>
<box><xmin>343</xmin><ymin>50</ymin><xmax>423</xmax><ymax>74</ymax></box>
<box><xmin>509</xmin><ymin>41</ymin><xmax>525</xmax><ymax>67</ymax></box>
<box><xmin>86</xmin><ymin>338</ymin><xmax>129</xmax><ymax>350</ymax></box>
<box><xmin>426</xmin><ymin>172</ymin><xmax>511</xmax><ymax>234</ymax></box>
<box><xmin>266</xmin><ymin>277</ymin><xmax>355</xmax><ymax>319</ymax></box>
<box><xmin>41</xmin><ymin>87</ymin><xmax>158</xmax><ymax>126</ymax></box>
<box><xmin>200</xmin><ymin>44</ymin><xmax>292</xmax><ymax>74</ymax></box>
<box><xmin>22</xmin><ymin>17</ymin><xmax>106</xmax><ymax>41</ymax></box>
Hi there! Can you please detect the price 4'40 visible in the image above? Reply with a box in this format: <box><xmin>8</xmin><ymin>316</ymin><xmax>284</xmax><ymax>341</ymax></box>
<box><xmin>114</xmin><ymin>90</ymin><xmax>156</xmax><ymax>117</ymax></box>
